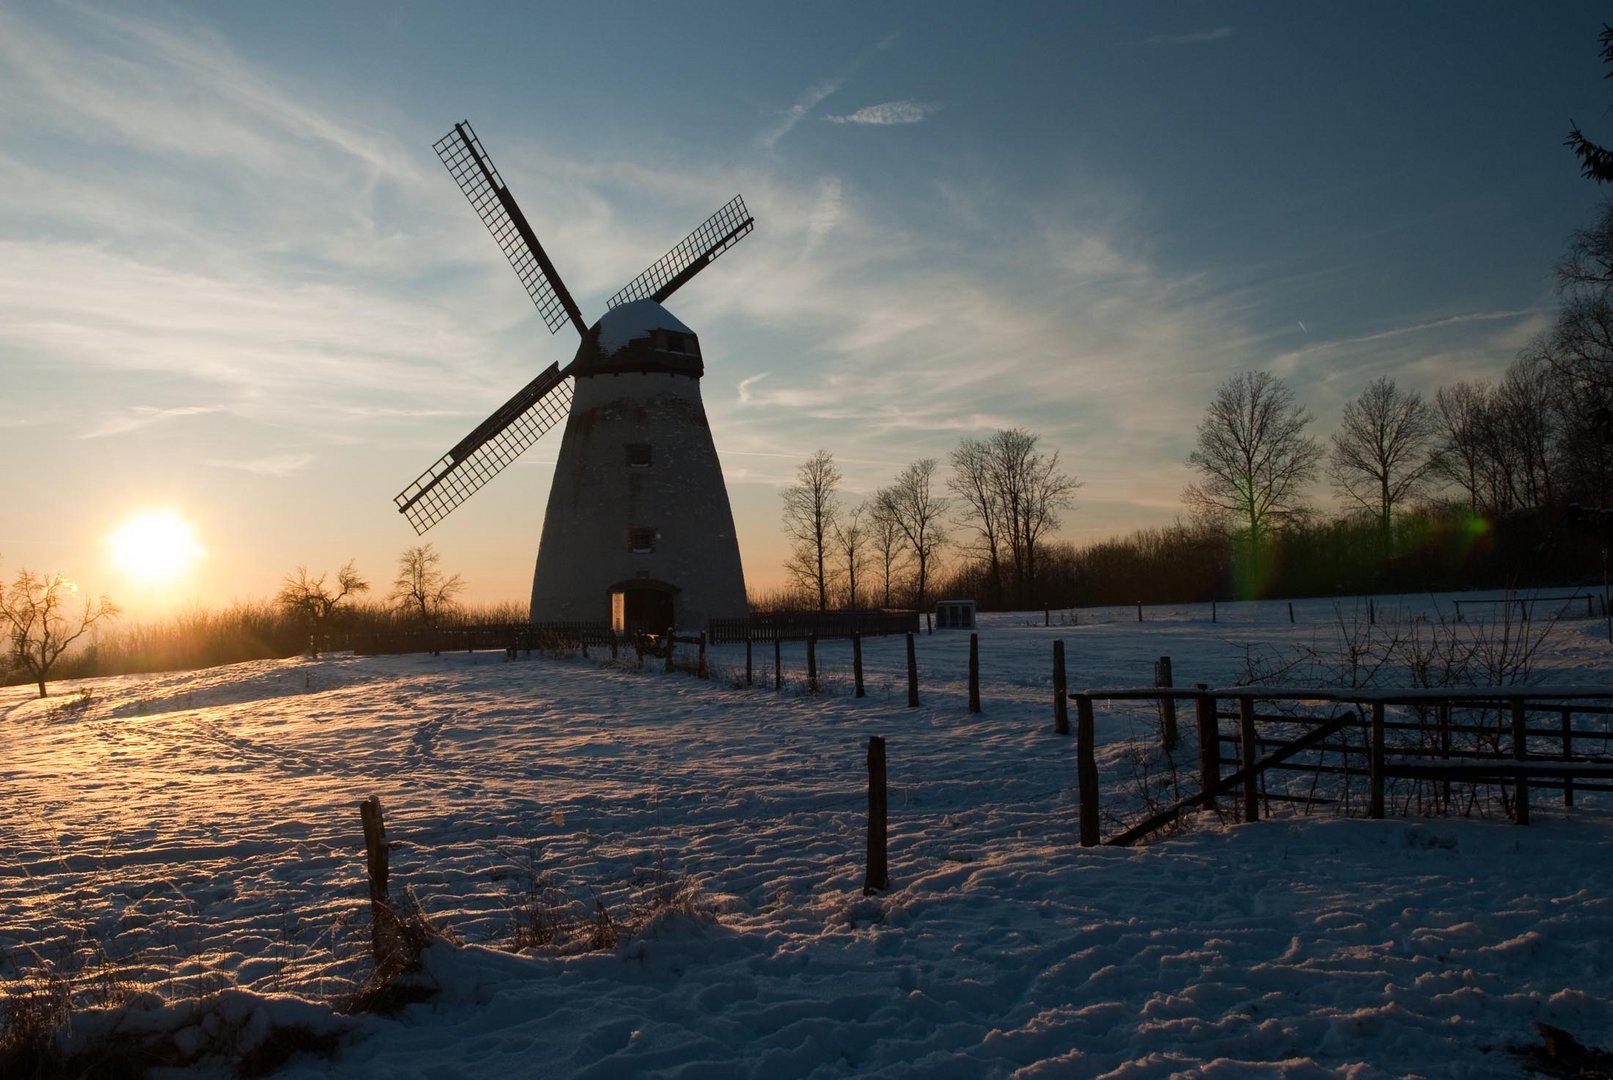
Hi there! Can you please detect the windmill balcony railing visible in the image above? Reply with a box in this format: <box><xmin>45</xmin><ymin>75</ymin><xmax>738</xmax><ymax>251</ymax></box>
<box><xmin>1066</xmin><ymin>685</ymin><xmax>1613</xmax><ymax>847</ymax></box>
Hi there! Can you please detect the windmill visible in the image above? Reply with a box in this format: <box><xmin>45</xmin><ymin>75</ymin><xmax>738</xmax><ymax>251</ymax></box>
<box><xmin>394</xmin><ymin>121</ymin><xmax>753</xmax><ymax>633</ymax></box>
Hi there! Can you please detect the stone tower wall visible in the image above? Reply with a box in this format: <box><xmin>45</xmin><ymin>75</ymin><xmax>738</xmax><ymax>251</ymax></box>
<box><xmin>530</xmin><ymin>370</ymin><xmax>748</xmax><ymax>629</ymax></box>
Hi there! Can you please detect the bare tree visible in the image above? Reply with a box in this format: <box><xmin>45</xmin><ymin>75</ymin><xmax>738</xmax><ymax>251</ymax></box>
<box><xmin>832</xmin><ymin>501</ymin><xmax>868</xmax><ymax>609</ymax></box>
<box><xmin>867</xmin><ymin>495</ymin><xmax>906</xmax><ymax>607</ymax></box>
<box><xmin>948</xmin><ymin>437</ymin><xmax>1006</xmax><ymax>605</ymax></box>
<box><xmin>1183</xmin><ymin>371</ymin><xmax>1321</xmax><ymax>545</ymax></box>
<box><xmin>780</xmin><ymin>450</ymin><xmax>842</xmax><ymax>610</ymax></box>
<box><xmin>0</xmin><ymin>567</ymin><xmax>119</xmax><ymax>698</ymax></box>
<box><xmin>1432</xmin><ymin>380</ymin><xmax>1492</xmax><ymax>512</ymax></box>
<box><xmin>276</xmin><ymin>560</ymin><xmax>369</xmax><ymax>656</ymax></box>
<box><xmin>1495</xmin><ymin>352</ymin><xmax>1560</xmax><ymax>510</ymax></box>
<box><xmin>390</xmin><ymin>544</ymin><xmax>465</xmax><ymax>626</ymax></box>
<box><xmin>999</xmin><ymin>431</ymin><xmax>1080</xmax><ymax>607</ymax></box>
<box><xmin>1327</xmin><ymin>377</ymin><xmax>1439</xmax><ymax>538</ymax></box>
<box><xmin>951</xmin><ymin>429</ymin><xmax>1080</xmax><ymax>608</ymax></box>
<box><xmin>878</xmin><ymin>459</ymin><xmax>950</xmax><ymax>610</ymax></box>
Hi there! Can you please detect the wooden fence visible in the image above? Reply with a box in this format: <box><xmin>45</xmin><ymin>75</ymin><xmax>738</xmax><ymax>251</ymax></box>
<box><xmin>707</xmin><ymin>609</ymin><xmax>919</xmax><ymax>644</ymax></box>
<box><xmin>1452</xmin><ymin>594</ymin><xmax>1599</xmax><ymax>621</ymax></box>
<box><xmin>1068</xmin><ymin>686</ymin><xmax>1613</xmax><ymax>846</ymax></box>
<box><xmin>348</xmin><ymin>621</ymin><xmax>615</xmax><ymax>656</ymax></box>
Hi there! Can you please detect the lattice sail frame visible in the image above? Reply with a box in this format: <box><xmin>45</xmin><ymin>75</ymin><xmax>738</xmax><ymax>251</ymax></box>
<box><xmin>398</xmin><ymin>125</ymin><xmax>756</xmax><ymax>533</ymax></box>
<box><xmin>435</xmin><ymin>122</ymin><xmax>585</xmax><ymax>336</ymax></box>
<box><xmin>394</xmin><ymin>364</ymin><xmax>573</xmax><ymax>534</ymax></box>
<box><xmin>605</xmin><ymin>195</ymin><xmax>754</xmax><ymax>310</ymax></box>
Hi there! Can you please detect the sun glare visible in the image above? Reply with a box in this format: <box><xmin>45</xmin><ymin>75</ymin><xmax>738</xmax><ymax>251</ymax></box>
<box><xmin>111</xmin><ymin>510</ymin><xmax>203</xmax><ymax>586</ymax></box>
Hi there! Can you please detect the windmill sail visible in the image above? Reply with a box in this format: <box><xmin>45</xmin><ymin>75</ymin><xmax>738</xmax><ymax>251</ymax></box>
<box><xmin>435</xmin><ymin>122</ymin><xmax>587</xmax><ymax>337</ymax></box>
<box><xmin>394</xmin><ymin>363</ymin><xmax>573</xmax><ymax>534</ymax></box>
<box><xmin>604</xmin><ymin>195</ymin><xmax>754</xmax><ymax>310</ymax></box>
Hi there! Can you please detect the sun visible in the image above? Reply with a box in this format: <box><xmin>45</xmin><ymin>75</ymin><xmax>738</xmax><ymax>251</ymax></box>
<box><xmin>110</xmin><ymin>510</ymin><xmax>204</xmax><ymax>586</ymax></box>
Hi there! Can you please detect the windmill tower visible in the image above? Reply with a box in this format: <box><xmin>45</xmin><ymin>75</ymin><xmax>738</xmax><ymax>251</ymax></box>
<box><xmin>394</xmin><ymin>122</ymin><xmax>752</xmax><ymax>632</ymax></box>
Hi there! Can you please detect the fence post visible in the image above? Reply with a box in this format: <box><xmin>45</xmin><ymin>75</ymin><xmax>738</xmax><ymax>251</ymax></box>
<box><xmin>1076</xmin><ymin>695</ymin><xmax>1100</xmax><ymax>847</ymax></box>
<box><xmin>1238</xmin><ymin>697</ymin><xmax>1259</xmax><ymax>823</ymax></box>
<box><xmin>1154</xmin><ymin>655</ymin><xmax>1177</xmax><ymax>752</ymax></box>
<box><xmin>968</xmin><ymin>633</ymin><xmax>981</xmax><ymax>713</ymax></box>
<box><xmin>774</xmin><ymin>633</ymin><xmax>782</xmax><ymax>691</ymax></box>
<box><xmin>745</xmin><ymin>637</ymin><xmax>753</xmax><ymax>688</ymax></box>
<box><xmin>1136</xmin><ymin>601</ymin><xmax>1143</xmax><ymax>623</ymax></box>
<box><xmin>807</xmin><ymin>634</ymin><xmax>818</xmax><ymax>693</ymax></box>
<box><xmin>1369</xmin><ymin>703</ymin><xmax>1386</xmax><ymax>819</ymax></box>
<box><xmin>1195</xmin><ymin>689</ymin><xmax>1218</xmax><ymax>809</ymax></box>
<box><xmin>664</xmin><ymin>627</ymin><xmax>675</xmax><ymax>673</ymax></box>
<box><xmin>1287</xmin><ymin>601</ymin><xmax>1294</xmax><ymax>624</ymax></box>
<box><xmin>1438</xmin><ymin>702</ymin><xmax>1452</xmax><ymax>811</ymax></box>
<box><xmin>1052</xmin><ymin>641</ymin><xmax>1069</xmax><ymax>735</ymax></box>
<box><xmin>906</xmin><ymin>633</ymin><xmax>919</xmax><ymax>708</ymax></box>
<box><xmin>863</xmin><ymin>736</ymin><xmax>889</xmax><ymax>894</ymax></box>
<box><xmin>1512</xmin><ymin>698</ymin><xmax>1530</xmax><ymax>826</ymax></box>
<box><xmin>698</xmin><ymin>631</ymin><xmax>709</xmax><ymax>679</ymax></box>
<box><xmin>1211</xmin><ymin>599</ymin><xmax>1217</xmax><ymax>624</ymax></box>
<box><xmin>1369</xmin><ymin>598</ymin><xmax>1376</xmax><ymax>625</ymax></box>
<box><xmin>1562</xmin><ymin>708</ymin><xmax>1575</xmax><ymax>808</ymax></box>
<box><xmin>359</xmin><ymin>796</ymin><xmax>399</xmax><ymax>966</ymax></box>
<box><xmin>852</xmin><ymin>632</ymin><xmax>865</xmax><ymax>698</ymax></box>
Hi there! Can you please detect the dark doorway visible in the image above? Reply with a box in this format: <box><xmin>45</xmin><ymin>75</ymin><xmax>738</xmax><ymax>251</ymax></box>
<box><xmin>613</xmin><ymin>587</ymin><xmax>675</xmax><ymax>634</ymax></box>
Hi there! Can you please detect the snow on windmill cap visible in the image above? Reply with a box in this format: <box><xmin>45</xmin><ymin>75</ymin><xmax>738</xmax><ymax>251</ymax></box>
<box><xmin>596</xmin><ymin>298</ymin><xmax>695</xmax><ymax>357</ymax></box>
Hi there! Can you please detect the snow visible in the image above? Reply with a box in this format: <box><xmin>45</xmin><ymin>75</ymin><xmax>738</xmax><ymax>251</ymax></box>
<box><xmin>597</xmin><ymin>298</ymin><xmax>692</xmax><ymax>356</ymax></box>
<box><xmin>2</xmin><ymin>590</ymin><xmax>1612</xmax><ymax>1077</ymax></box>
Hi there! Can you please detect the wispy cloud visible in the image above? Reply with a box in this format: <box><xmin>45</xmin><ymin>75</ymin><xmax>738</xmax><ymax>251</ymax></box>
<box><xmin>827</xmin><ymin>101</ymin><xmax>939</xmax><ymax>126</ymax></box>
<box><xmin>1145</xmin><ymin>27</ymin><xmax>1233</xmax><ymax>46</ymax></box>
<box><xmin>208</xmin><ymin>452</ymin><xmax>315</xmax><ymax>477</ymax></box>
<box><xmin>756</xmin><ymin>32</ymin><xmax>900</xmax><ymax>148</ymax></box>
<box><xmin>1268</xmin><ymin>308</ymin><xmax>1543</xmax><ymax>380</ymax></box>
<box><xmin>802</xmin><ymin>178</ymin><xmax>843</xmax><ymax>256</ymax></box>
<box><xmin>758</xmin><ymin>77</ymin><xmax>845</xmax><ymax>150</ymax></box>
<box><xmin>78</xmin><ymin>405</ymin><xmax>221</xmax><ymax>439</ymax></box>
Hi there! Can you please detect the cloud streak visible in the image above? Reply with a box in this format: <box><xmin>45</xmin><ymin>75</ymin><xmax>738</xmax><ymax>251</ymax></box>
<box><xmin>1145</xmin><ymin>27</ymin><xmax>1233</xmax><ymax>46</ymax></box>
<box><xmin>78</xmin><ymin>405</ymin><xmax>222</xmax><ymax>440</ymax></box>
<box><xmin>755</xmin><ymin>32</ymin><xmax>900</xmax><ymax>148</ymax></box>
<box><xmin>208</xmin><ymin>452</ymin><xmax>315</xmax><ymax>477</ymax></box>
<box><xmin>827</xmin><ymin>101</ymin><xmax>939</xmax><ymax>126</ymax></box>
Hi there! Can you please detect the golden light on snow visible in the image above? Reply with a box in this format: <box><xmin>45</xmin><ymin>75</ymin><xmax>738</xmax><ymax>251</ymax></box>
<box><xmin>110</xmin><ymin>510</ymin><xmax>204</xmax><ymax>586</ymax></box>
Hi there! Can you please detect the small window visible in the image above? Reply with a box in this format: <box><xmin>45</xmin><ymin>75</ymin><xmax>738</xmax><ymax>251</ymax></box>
<box><xmin>663</xmin><ymin>332</ymin><xmax>687</xmax><ymax>354</ymax></box>
<box><xmin>627</xmin><ymin>527</ymin><xmax>657</xmax><ymax>553</ymax></box>
<box><xmin>625</xmin><ymin>443</ymin><xmax>652</xmax><ymax>468</ymax></box>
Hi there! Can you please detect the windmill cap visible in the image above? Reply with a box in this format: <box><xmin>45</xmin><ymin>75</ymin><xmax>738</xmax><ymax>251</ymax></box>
<box><xmin>596</xmin><ymin>299</ymin><xmax>695</xmax><ymax>357</ymax></box>
<box><xmin>571</xmin><ymin>297</ymin><xmax>703</xmax><ymax>379</ymax></box>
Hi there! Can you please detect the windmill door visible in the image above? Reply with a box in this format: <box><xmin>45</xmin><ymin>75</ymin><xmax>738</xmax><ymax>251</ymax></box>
<box><xmin>612</xmin><ymin>587</ymin><xmax>675</xmax><ymax>634</ymax></box>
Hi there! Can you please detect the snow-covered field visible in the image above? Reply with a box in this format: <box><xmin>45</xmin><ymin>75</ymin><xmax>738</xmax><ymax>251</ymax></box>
<box><xmin>3</xmin><ymin>591</ymin><xmax>1612</xmax><ymax>1077</ymax></box>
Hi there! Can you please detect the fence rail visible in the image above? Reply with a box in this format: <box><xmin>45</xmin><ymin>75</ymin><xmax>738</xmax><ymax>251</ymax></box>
<box><xmin>1452</xmin><ymin>594</ymin><xmax>1600</xmax><ymax>621</ymax></box>
<box><xmin>707</xmin><ymin>609</ymin><xmax>919</xmax><ymax>644</ymax></box>
<box><xmin>348</xmin><ymin>622</ymin><xmax>614</xmax><ymax>656</ymax></box>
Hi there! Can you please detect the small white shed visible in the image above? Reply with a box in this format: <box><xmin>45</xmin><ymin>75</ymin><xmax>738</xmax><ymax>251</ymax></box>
<box><xmin>934</xmin><ymin>599</ymin><xmax>977</xmax><ymax>629</ymax></box>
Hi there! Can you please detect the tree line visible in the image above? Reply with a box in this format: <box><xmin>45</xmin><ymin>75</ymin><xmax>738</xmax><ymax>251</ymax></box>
<box><xmin>1</xmin><ymin>544</ymin><xmax>475</xmax><ymax>696</ymax></box>
<box><xmin>778</xmin><ymin>431</ymin><xmax>1080</xmax><ymax>613</ymax></box>
<box><xmin>778</xmin><ymin>207</ymin><xmax>1613</xmax><ymax>612</ymax></box>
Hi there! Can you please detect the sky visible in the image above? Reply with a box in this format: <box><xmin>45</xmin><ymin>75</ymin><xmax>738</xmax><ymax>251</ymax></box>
<box><xmin>2</xmin><ymin>1</ymin><xmax>1610</xmax><ymax>620</ymax></box>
